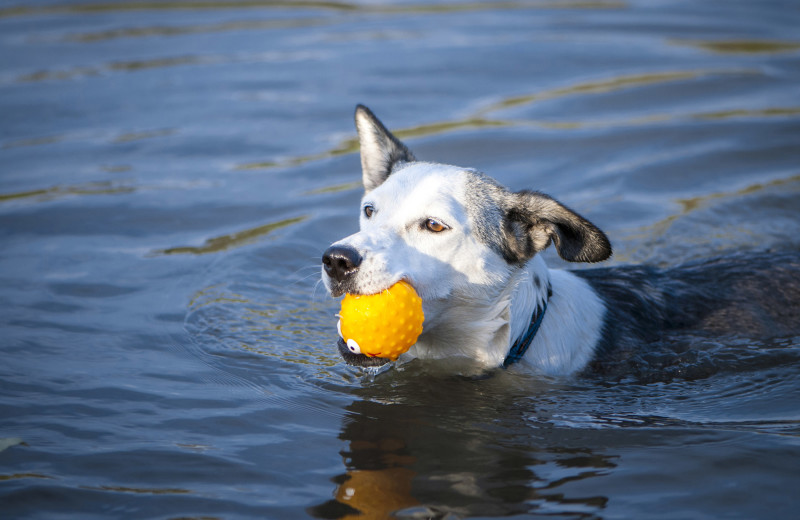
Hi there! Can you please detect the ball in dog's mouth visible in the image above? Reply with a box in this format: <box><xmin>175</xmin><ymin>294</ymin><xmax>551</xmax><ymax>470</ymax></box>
<box><xmin>337</xmin><ymin>337</ymin><xmax>390</xmax><ymax>367</ymax></box>
<box><xmin>336</xmin><ymin>280</ymin><xmax>424</xmax><ymax>361</ymax></box>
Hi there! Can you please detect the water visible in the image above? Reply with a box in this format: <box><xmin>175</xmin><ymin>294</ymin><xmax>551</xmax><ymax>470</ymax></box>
<box><xmin>1</xmin><ymin>1</ymin><xmax>799</xmax><ymax>518</ymax></box>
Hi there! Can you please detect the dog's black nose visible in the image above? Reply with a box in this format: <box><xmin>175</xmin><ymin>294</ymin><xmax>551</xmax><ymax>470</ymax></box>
<box><xmin>322</xmin><ymin>245</ymin><xmax>362</xmax><ymax>282</ymax></box>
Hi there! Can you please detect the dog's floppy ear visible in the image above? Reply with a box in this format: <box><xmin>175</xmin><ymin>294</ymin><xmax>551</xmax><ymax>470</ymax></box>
<box><xmin>354</xmin><ymin>105</ymin><xmax>416</xmax><ymax>192</ymax></box>
<box><xmin>501</xmin><ymin>190</ymin><xmax>612</xmax><ymax>264</ymax></box>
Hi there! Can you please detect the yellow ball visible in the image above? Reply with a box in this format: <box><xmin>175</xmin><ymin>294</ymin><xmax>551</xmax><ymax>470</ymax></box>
<box><xmin>338</xmin><ymin>281</ymin><xmax>424</xmax><ymax>361</ymax></box>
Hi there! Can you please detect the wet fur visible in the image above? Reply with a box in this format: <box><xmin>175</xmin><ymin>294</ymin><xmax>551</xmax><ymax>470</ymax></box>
<box><xmin>580</xmin><ymin>251</ymin><xmax>800</xmax><ymax>355</ymax></box>
<box><xmin>322</xmin><ymin>105</ymin><xmax>800</xmax><ymax>376</ymax></box>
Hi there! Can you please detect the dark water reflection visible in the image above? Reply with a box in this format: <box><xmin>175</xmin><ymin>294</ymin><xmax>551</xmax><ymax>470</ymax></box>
<box><xmin>2</xmin><ymin>0</ymin><xmax>800</xmax><ymax>518</ymax></box>
<box><xmin>305</xmin><ymin>353</ymin><xmax>800</xmax><ymax>518</ymax></box>
<box><xmin>311</xmin><ymin>372</ymin><xmax>617</xmax><ymax>519</ymax></box>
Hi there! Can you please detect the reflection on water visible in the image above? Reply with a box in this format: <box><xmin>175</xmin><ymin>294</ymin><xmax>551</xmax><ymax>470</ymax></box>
<box><xmin>0</xmin><ymin>180</ymin><xmax>136</xmax><ymax>203</ymax></box>
<box><xmin>83</xmin><ymin>485</ymin><xmax>192</xmax><ymax>495</ymax></box>
<box><xmin>113</xmin><ymin>128</ymin><xmax>177</xmax><ymax>143</ymax></box>
<box><xmin>15</xmin><ymin>55</ymin><xmax>225</xmax><ymax>83</ymax></box>
<box><xmin>67</xmin><ymin>17</ymin><xmax>333</xmax><ymax>43</ymax></box>
<box><xmin>154</xmin><ymin>215</ymin><xmax>309</xmax><ymax>255</ymax></box>
<box><xmin>10</xmin><ymin>51</ymin><xmax>322</xmax><ymax>85</ymax></box>
<box><xmin>2</xmin><ymin>135</ymin><xmax>66</xmax><ymax>149</ymax></box>
<box><xmin>2</xmin><ymin>128</ymin><xmax>173</xmax><ymax>150</ymax></box>
<box><xmin>692</xmin><ymin>107</ymin><xmax>800</xmax><ymax>120</ymax></box>
<box><xmin>326</xmin><ymin>461</ymin><xmax>418</xmax><ymax>518</ymax></box>
<box><xmin>0</xmin><ymin>472</ymin><xmax>51</xmax><ymax>482</ymax></box>
<box><xmin>617</xmin><ymin>175</ymin><xmax>800</xmax><ymax>263</ymax></box>
<box><xmin>674</xmin><ymin>39</ymin><xmax>800</xmax><ymax>54</ymax></box>
<box><xmin>475</xmin><ymin>70</ymin><xmax>719</xmax><ymax>115</ymax></box>
<box><xmin>309</xmin><ymin>374</ymin><xmax>619</xmax><ymax>518</ymax></box>
<box><xmin>303</xmin><ymin>181</ymin><xmax>362</xmax><ymax>195</ymax></box>
<box><xmin>0</xmin><ymin>0</ymin><xmax>626</xmax><ymax>19</ymax></box>
<box><xmin>237</xmin><ymin>68</ymin><xmax>773</xmax><ymax>171</ymax></box>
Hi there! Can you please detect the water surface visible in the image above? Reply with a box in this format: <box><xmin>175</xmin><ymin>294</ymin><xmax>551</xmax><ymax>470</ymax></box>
<box><xmin>1</xmin><ymin>1</ymin><xmax>799</xmax><ymax>518</ymax></box>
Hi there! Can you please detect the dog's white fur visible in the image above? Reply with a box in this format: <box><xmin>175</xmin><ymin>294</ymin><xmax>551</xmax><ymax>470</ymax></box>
<box><xmin>528</xmin><ymin>269</ymin><xmax>605</xmax><ymax>374</ymax></box>
<box><xmin>323</xmin><ymin>106</ymin><xmax>612</xmax><ymax>375</ymax></box>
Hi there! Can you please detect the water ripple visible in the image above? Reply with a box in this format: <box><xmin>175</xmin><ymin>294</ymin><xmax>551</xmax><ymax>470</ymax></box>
<box><xmin>0</xmin><ymin>180</ymin><xmax>137</xmax><ymax>204</ymax></box>
<box><xmin>66</xmin><ymin>17</ymin><xmax>333</xmax><ymax>42</ymax></box>
<box><xmin>0</xmin><ymin>1</ymin><xmax>627</xmax><ymax>19</ymax></box>
<box><xmin>7</xmin><ymin>51</ymin><xmax>323</xmax><ymax>85</ymax></box>
<box><xmin>673</xmin><ymin>39</ymin><xmax>800</xmax><ymax>55</ymax></box>
<box><xmin>152</xmin><ymin>215</ymin><xmax>309</xmax><ymax>255</ymax></box>
<box><xmin>236</xmin><ymin>68</ymin><xmax>770</xmax><ymax>171</ymax></box>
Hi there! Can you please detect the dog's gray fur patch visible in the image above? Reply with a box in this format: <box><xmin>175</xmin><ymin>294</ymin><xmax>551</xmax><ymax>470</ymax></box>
<box><xmin>464</xmin><ymin>171</ymin><xmax>612</xmax><ymax>265</ymax></box>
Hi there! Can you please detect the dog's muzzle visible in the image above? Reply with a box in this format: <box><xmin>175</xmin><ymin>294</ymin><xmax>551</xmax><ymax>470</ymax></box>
<box><xmin>322</xmin><ymin>245</ymin><xmax>361</xmax><ymax>281</ymax></box>
<box><xmin>322</xmin><ymin>245</ymin><xmax>362</xmax><ymax>297</ymax></box>
<box><xmin>323</xmin><ymin>245</ymin><xmax>388</xmax><ymax>366</ymax></box>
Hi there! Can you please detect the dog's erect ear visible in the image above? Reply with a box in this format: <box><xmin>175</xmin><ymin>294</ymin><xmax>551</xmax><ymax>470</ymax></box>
<box><xmin>354</xmin><ymin>105</ymin><xmax>416</xmax><ymax>192</ymax></box>
<box><xmin>501</xmin><ymin>191</ymin><xmax>612</xmax><ymax>264</ymax></box>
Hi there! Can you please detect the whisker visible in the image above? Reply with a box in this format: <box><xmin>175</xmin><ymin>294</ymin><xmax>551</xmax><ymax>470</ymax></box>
<box><xmin>288</xmin><ymin>262</ymin><xmax>321</xmax><ymax>277</ymax></box>
<box><xmin>312</xmin><ymin>279</ymin><xmax>328</xmax><ymax>301</ymax></box>
<box><xmin>289</xmin><ymin>271</ymin><xmax>324</xmax><ymax>290</ymax></box>
<box><xmin>292</xmin><ymin>258</ymin><xmax>321</xmax><ymax>274</ymax></box>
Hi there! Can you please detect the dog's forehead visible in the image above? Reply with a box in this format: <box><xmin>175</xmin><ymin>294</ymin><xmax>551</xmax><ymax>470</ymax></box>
<box><xmin>368</xmin><ymin>162</ymin><xmax>470</xmax><ymax>212</ymax></box>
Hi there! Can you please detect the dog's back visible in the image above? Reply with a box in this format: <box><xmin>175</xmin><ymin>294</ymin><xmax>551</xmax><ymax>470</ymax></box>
<box><xmin>576</xmin><ymin>250</ymin><xmax>800</xmax><ymax>374</ymax></box>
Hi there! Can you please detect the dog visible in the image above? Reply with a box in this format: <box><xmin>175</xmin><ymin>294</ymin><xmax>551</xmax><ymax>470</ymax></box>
<box><xmin>321</xmin><ymin>105</ymin><xmax>800</xmax><ymax>376</ymax></box>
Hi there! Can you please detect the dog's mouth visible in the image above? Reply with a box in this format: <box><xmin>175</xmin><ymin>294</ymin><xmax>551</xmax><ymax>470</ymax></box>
<box><xmin>333</xmin><ymin>278</ymin><xmax>420</xmax><ymax>367</ymax></box>
<box><xmin>337</xmin><ymin>338</ymin><xmax>391</xmax><ymax>367</ymax></box>
<box><xmin>328</xmin><ymin>279</ymin><xmax>398</xmax><ymax>299</ymax></box>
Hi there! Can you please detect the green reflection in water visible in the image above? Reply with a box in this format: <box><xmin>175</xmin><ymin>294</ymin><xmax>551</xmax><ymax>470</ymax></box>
<box><xmin>236</xmin><ymin>119</ymin><xmax>515</xmax><ymax>170</ymax></box>
<box><xmin>16</xmin><ymin>67</ymin><xmax>99</xmax><ymax>83</ymax></box>
<box><xmin>303</xmin><ymin>181</ymin><xmax>362</xmax><ymax>195</ymax></box>
<box><xmin>114</xmin><ymin>128</ymin><xmax>177</xmax><ymax>143</ymax></box>
<box><xmin>0</xmin><ymin>181</ymin><xmax>136</xmax><ymax>203</ymax></box>
<box><xmin>2</xmin><ymin>135</ymin><xmax>65</xmax><ymax>149</ymax></box>
<box><xmin>676</xmin><ymin>174</ymin><xmax>800</xmax><ymax>214</ymax></box>
<box><xmin>475</xmin><ymin>70</ymin><xmax>709</xmax><ymax>116</ymax></box>
<box><xmin>0</xmin><ymin>473</ymin><xmax>52</xmax><ymax>481</ymax></box>
<box><xmin>393</xmin><ymin>117</ymin><xmax>511</xmax><ymax>139</ymax></box>
<box><xmin>619</xmin><ymin>174</ymin><xmax>800</xmax><ymax>248</ymax></box>
<box><xmin>15</xmin><ymin>55</ymin><xmax>221</xmax><ymax>83</ymax></box>
<box><xmin>0</xmin><ymin>1</ymin><xmax>359</xmax><ymax>17</ymax></box>
<box><xmin>673</xmin><ymin>39</ymin><xmax>800</xmax><ymax>54</ymax></box>
<box><xmin>258</xmin><ymin>103</ymin><xmax>800</xmax><ymax>174</ymax></box>
<box><xmin>13</xmin><ymin>54</ymin><xmax>256</xmax><ymax>84</ymax></box>
<box><xmin>83</xmin><ymin>485</ymin><xmax>192</xmax><ymax>495</ymax></box>
<box><xmin>0</xmin><ymin>0</ymin><xmax>625</xmax><ymax>19</ymax></box>
<box><xmin>235</xmin><ymin>139</ymin><xmax>359</xmax><ymax>171</ymax></box>
<box><xmin>154</xmin><ymin>215</ymin><xmax>309</xmax><ymax>255</ymax></box>
<box><xmin>238</xmin><ymin>69</ymin><xmax>768</xmax><ymax>171</ymax></box>
<box><xmin>692</xmin><ymin>107</ymin><xmax>800</xmax><ymax>120</ymax></box>
<box><xmin>109</xmin><ymin>55</ymin><xmax>216</xmax><ymax>71</ymax></box>
<box><xmin>68</xmin><ymin>17</ymin><xmax>331</xmax><ymax>42</ymax></box>
<box><xmin>101</xmin><ymin>165</ymin><xmax>133</xmax><ymax>173</ymax></box>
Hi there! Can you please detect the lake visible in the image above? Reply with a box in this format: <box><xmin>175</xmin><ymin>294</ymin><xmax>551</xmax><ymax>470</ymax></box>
<box><xmin>1</xmin><ymin>1</ymin><xmax>799</xmax><ymax>518</ymax></box>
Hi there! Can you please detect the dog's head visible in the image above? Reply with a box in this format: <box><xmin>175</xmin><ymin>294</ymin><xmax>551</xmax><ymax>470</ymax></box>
<box><xmin>322</xmin><ymin>106</ymin><xmax>611</xmax><ymax>364</ymax></box>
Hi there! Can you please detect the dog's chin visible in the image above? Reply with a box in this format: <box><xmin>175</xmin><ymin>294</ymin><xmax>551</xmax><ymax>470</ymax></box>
<box><xmin>324</xmin><ymin>277</ymin><xmax>357</xmax><ymax>298</ymax></box>
<box><xmin>326</xmin><ymin>278</ymin><xmax>397</xmax><ymax>298</ymax></box>
<box><xmin>337</xmin><ymin>338</ymin><xmax>391</xmax><ymax>367</ymax></box>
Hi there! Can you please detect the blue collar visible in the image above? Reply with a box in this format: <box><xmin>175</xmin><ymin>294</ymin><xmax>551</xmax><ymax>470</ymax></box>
<box><xmin>503</xmin><ymin>300</ymin><xmax>548</xmax><ymax>368</ymax></box>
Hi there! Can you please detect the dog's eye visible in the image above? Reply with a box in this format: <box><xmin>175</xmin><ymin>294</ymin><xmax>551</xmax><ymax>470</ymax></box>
<box><xmin>363</xmin><ymin>205</ymin><xmax>374</xmax><ymax>218</ymax></box>
<box><xmin>424</xmin><ymin>218</ymin><xmax>448</xmax><ymax>233</ymax></box>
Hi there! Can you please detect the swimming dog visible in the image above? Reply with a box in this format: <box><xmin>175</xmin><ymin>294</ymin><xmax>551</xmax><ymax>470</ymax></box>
<box><xmin>321</xmin><ymin>105</ymin><xmax>800</xmax><ymax>376</ymax></box>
